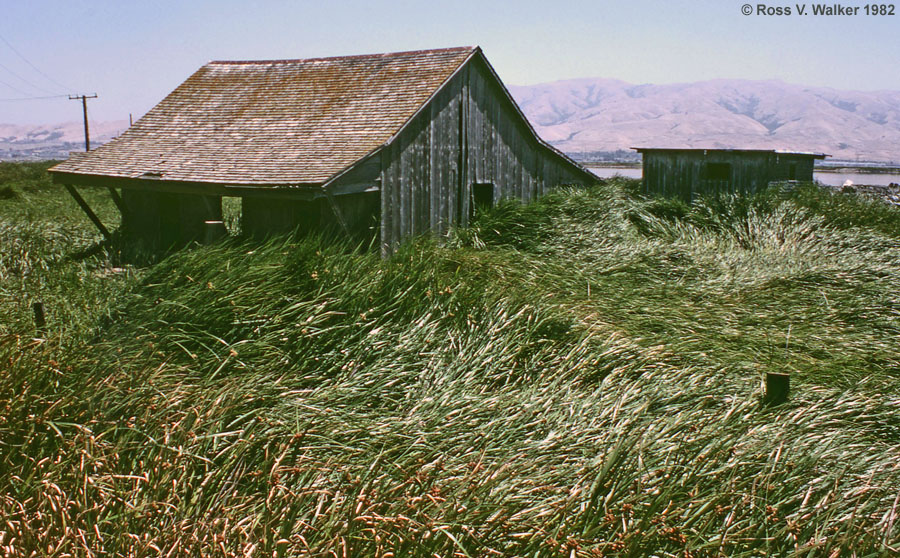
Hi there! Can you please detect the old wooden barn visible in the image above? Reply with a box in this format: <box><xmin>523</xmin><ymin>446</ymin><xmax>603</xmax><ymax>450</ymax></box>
<box><xmin>49</xmin><ymin>47</ymin><xmax>595</xmax><ymax>254</ymax></box>
<box><xmin>634</xmin><ymin>148</ymin><xmax>827</xmax><ymax>201</ymax></box>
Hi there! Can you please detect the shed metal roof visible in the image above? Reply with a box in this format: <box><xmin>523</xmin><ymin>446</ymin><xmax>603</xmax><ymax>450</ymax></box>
<box><xmin>632</xmin><ymin>147</ymin><xmax>828</xmax><ymax>159</ymax></box>
<box><xmin>51</xmin><ymin>47</ymin><xmax>478</xmax><ymax>186</ymax></box>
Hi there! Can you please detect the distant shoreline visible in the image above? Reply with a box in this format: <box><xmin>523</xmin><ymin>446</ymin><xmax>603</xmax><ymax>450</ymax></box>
<box><xmin>582</xmin><ymin>162</ymin><xmax>641</xmax><ymax>169</ymax></box>
<box><xmin>815</xmin><ymin>166</ymin><xmax>900</xmax><ymax>175</ymax></box>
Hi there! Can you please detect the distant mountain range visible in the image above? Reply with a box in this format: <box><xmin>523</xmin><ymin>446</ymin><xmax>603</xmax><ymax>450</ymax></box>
<box><xmin>0</xmin><ymin>120</ymin><xmax>127</xmax><ymax>161</ymax></box>
<box><xmin>3</xmin><ymin>79</ymin><xmax>898</xmax><ymax>163</ymax></box>
<box><xmin>508</xmin><ymin>79</ymin><xmax>900</xmax><ymax>163</ymax></box>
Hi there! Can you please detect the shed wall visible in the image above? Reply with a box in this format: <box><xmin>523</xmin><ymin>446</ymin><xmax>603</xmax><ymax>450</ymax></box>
<box><xmin>642</xmin><ymin>151</ymin><xmax>817</xmax><ymax>202</ymax></box>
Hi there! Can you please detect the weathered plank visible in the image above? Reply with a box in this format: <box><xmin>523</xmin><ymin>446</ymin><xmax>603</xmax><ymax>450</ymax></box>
<box><xmin>380</xmin><ymin>150</ymin><xmax>391</xmax><ymax>255</ymax></box>
<box><xmin>429</xmin><ymin>100</ymin><xmax>439</xmax><ymax>231</ymax></box>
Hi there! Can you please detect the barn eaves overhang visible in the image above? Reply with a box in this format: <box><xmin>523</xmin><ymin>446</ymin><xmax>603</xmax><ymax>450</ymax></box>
<box><xmin>49</xmin><ymin>171</ymin><xmax>334</xmax><ymax>201</ymax></box>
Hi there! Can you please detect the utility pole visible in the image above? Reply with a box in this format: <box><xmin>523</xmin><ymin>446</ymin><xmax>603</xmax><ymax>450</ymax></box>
<box><xmin>69</xmin><ymin>94</ymin><xmax>97</xmax><ymax>151</ymax></box>
<box><xmin>67</xmin><ymin>93</ymin><xmax>128</xmax><ymax>220</ymax></box>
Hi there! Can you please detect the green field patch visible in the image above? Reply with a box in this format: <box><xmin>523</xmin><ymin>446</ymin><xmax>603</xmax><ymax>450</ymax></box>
<box><xmin>1</xmin><ymin>171</ymin><xmax>899</xmax><ymax>555</ymax></box>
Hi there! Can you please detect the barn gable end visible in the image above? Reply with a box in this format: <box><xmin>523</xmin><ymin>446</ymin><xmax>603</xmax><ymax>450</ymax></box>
<box><xmin>375</xmin><ymin>52</ymin><xmax>594</xmax><ymax>253</ymax></box>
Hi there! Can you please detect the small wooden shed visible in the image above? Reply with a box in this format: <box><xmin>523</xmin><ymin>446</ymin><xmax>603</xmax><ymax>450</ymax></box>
<box><xmin>49</xmin><ymin>47</ymin><xmax>595</xmax><ymax>254</ymax></box>
<box><xmin>633</xmin><ymin>148</ymin><xmax>827</xmax><ymax>201</ymax></box>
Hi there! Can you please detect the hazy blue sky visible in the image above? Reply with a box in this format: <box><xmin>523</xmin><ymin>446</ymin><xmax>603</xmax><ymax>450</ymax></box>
<box><xmin>1</xmin><ymin>0</ymin><xmax>898</xmax><ymax>125</ymax></box>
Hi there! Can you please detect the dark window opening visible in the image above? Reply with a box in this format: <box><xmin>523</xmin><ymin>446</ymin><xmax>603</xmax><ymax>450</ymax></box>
<box><xmin>701</xmin><ymin>162</ymin><xmax>731</xmax><ymax>181</ymax></box>
<box><xmin>472</xmin><ymin>182</ymin><xmax>494</xmax><ymax>216</ymax></box>
<box><xmin>788</xmin><ymin>163</ymin><xmax>797</xmax><ymax>180</ymax></box>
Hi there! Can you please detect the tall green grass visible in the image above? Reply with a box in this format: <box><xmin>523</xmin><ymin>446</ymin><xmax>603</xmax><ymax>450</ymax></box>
<box><xmin>1</xmin><ymin>174</ymin><xmax>899</xmax><ymax>556</ymax></box>
<box><xmin>0</xmin><ymin>162</ymin><xmax>130</xmax><ymax>340</ymax></box>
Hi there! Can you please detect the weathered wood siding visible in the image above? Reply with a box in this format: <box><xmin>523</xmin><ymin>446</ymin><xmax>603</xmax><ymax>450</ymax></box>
<box><xmin>379</xmin><ymin>56</ymin><xmax>592</xmax><ymax>254</ymax></box>
<box><xmin>242</xmin><ymin>153</ymin><xmax>380</xmax><ymax>241</ymax></box>
<box><xmin>243</xmin><ymin>192</ymin><xmax>379</xmax><ymax>241</ymax></box>
<box><xmin>121</xmin><ymin>190</ymin><xmax>221</xmax><ymax>249</ymax></box>
<box><xmin>642</xmin><ymin>151</ymin><xmax>818</xmax><ymax>202</ymax></box>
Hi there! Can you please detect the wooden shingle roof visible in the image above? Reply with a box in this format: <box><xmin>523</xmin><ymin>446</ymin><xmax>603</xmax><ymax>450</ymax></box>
<box><xmin>51</xmin><ymin>47</ymin><xmax>477</xmax><ymax>186</ymax></box>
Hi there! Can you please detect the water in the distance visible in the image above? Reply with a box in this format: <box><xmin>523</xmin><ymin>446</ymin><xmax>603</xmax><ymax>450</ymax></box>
<box><xmin>587</xmin><ymin>166</ymin><xmax>900</xmax><ymax>186</ymax></box>
<box><xmin>587</xmin><ymin>167</ymin><xmax>642</xmax><ymax>180</ymax></box>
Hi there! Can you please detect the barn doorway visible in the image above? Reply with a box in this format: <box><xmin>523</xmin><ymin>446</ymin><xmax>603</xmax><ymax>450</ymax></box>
<box><xmin>471</xmin><ymin>182</ymin><xmax>494</xmax><ymax>217</ymax></box>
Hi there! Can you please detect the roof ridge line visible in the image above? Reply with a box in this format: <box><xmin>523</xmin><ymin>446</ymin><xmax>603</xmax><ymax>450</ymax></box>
<box><xmin>209</xmin><ymin>46</ymin><xmax>478</xmax><ymax>66</ymax></box>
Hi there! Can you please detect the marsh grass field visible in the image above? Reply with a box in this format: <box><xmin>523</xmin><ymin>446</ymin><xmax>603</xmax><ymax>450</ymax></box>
<box><xmin>1</xmin><ymin>161</ymin><xmax>899</xmax><ymax>556</ymax></box>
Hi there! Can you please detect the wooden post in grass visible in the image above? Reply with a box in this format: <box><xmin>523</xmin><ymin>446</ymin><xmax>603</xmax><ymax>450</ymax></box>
<box><xmin>32</xmin><ymin>302</ymin><xmax>46</xmax><ymax>338</ymax></box>
<box><xmin>765</xmin><ymin>372</ymin><xmax>790</xmax><ymax>406</ymax></box>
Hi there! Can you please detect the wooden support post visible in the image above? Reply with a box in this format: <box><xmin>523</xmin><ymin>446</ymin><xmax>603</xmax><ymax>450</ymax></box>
<box><xmin>32</xmin><ymin>301</ymin><xmax>46</xmax><ymax>338</ymax></box>
<box><xmin>323</xmin><ymin>191</ymin><xmax>353</xmax><ymax>239</ymax></box>
<box><xmin>106</xmin><ymin>187</ymin><xmax>127</xmax><ymax>216</ymax></box>
<box><xmin>765</xmin><ymin>372</ymin><xmax>790</xmax><ymax>406</ymax></box>
<box><xmin>63</xmin><ymin>184</ymin><xmax>111</xmax><ymax>241</ymax></box>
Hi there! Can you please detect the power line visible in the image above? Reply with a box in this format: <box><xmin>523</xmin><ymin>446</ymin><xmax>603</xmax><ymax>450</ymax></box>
<box><xmin>0</xmin><ymin>93</ymin><xmax>69</xmax><ymax>102</ymax></box>
<box><xmin>0</xmin><ymin>32</ymin><xmax>73</xmax><ymax>93</ymax></box>
<box><xmin>0</xmin><ymin>59</ymin><xmax>61</xmax><ymax>95</ymax></box>
<box><xmin>0</xmin><ymin>75</ymin><xmax>30</xmax><ymax>96</ymax></box>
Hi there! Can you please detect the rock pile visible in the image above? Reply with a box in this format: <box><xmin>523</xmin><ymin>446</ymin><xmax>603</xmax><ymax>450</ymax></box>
<box><xmin>836</xmin><ymin>182</ymin><xmax>900</xmax><ymax>206</ymax></box>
